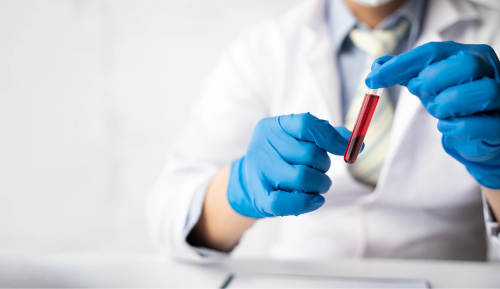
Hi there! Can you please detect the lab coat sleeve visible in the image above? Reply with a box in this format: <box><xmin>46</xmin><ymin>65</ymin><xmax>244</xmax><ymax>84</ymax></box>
<box><xmin>475</xmin><ymin>3</ymin><xmax>500</xmax><ymax>260</ymax></box>
<box><xmin>482</xmin><ymin>192</ymin><xmax>500</xmax><ymax>258</ymax></box>
<box><xmin>147</xmin><ymin>20</ymin><xmax>281</xmax><ymax>262</ymax></box>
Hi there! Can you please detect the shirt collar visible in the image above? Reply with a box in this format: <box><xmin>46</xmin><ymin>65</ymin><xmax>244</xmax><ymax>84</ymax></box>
<box><xmin>328</xmin><ymin>0</ymin><xmax>427</xmax><ymax>53</ymax></box>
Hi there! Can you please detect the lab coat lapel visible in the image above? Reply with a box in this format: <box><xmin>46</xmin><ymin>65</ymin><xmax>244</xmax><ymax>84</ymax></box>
<box><xmin>375</xmin><ymin>0</ymin><xmax>477</xmax><ymax>193</ymax></box>
<box><xmin>300</xmin><ymin>0</ymin><xmax>343</xmax><ymax>126</ymax></box>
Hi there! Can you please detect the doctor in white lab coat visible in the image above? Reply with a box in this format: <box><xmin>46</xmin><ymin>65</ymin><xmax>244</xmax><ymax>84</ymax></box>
<box><xmin>148</xmin><ymin>0</ymin><xmax>500</xmax><ymax>261</ymax></box>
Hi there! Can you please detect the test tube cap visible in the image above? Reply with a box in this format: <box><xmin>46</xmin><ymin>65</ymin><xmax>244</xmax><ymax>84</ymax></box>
<box><xmin>366</xmin><ymin>88</ymin><xmax>384</xmax><ymax>96</ymax></box>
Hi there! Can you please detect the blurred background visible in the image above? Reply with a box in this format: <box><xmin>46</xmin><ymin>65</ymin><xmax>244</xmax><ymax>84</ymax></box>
<box><xmin>0</xmin><ymin>0</ymin><xmax>301</xmax><ymax>257</ymax></box>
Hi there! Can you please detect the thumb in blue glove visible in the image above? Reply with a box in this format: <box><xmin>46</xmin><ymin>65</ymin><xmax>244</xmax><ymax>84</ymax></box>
<box><xmin>228</xmin><ymin>113</ymin><xmax>351</xmax><ymax>218</ymax></box>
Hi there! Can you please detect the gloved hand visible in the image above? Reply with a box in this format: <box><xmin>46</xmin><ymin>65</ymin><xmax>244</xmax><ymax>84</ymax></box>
<box><xmin>366</xmin><ymin>41</ymin><xmax>500</xmax><ymax>189</ymax></box>
<box><xmin>228</xmin><ymin>113</ymin><xmax>351</xmax><ymax>218</ymax></box>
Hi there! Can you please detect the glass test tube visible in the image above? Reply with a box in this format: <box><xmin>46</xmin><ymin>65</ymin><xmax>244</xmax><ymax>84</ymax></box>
<box><xmin>344</xmin><ymin>88</ymin><xmax>384</xmax><ymax>164</ymax></box>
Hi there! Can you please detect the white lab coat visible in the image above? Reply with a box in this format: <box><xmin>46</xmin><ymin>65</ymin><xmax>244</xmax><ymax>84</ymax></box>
<box><xmin>148</xmin><ymin>0</ymin><xmax>500</xmax><ymax>261</ymax></box>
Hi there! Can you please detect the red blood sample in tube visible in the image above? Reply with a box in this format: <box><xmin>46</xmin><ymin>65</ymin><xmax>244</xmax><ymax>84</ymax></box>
<box><xmin>344</xmin><ymin>94</ymin><xmax>380</xmax><ymax>164</ymax></box>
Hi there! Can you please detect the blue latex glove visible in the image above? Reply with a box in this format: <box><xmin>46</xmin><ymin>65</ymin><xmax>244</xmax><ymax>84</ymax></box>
<box><xmin>228</xmin><ymin>113</ymin><xmax>351</xmax><ymax>218</ymax></box>
<box><xmin>366</xmin><ymin>41</ymin><xmax>500</xmax><ymax>189</ymax></box>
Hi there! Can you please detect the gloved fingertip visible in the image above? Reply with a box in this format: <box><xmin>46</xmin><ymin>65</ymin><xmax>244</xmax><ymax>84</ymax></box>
<box><xmin>318</xmin><ymin>176</ymin><xmax>333</xmax><ymax>194</ymax></box>
<box><xmin>365</xmin><ymin>77</ymin><xmax>378</xmax><ymax>89</ymax></box>
<box><xmin>436</xmin><ymin>119</ymin><xmax>453</xmax><ymax>134</ymax></box>
<box><xmin>426</xmin><ymin>103</ymin><xmax>438</xmax><ymax>118</ymax></box>
<box><xmin>366</xmin><ymin>55</ymin><xmax>397</xmax><ymax>89</ymax></box>
<box><xmin>365</xmin><ymin>70</ymin><xmax>383</xmax><ymax>89</ymax></box>
<box><xmin>371</xmin><ymin>61</ymin><xmax>383</xmax><ymax>71</ymax></box>
<box><xmin>310</xmin><ymin>194</ymin><xmax>325</xmax><ymax>207</ymax></box>
<box><xmin>329</xmin><ymin>127</ymin><xmax>351</xmax><ymax>155</ymax></box>
<box><xmin>371</xmin><ymin>55</ymin><xmax>394</xmax><ymax>70</ymax></box>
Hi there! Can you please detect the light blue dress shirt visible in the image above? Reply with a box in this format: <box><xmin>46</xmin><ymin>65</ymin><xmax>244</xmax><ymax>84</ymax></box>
<box><xmin>329</xmin><ymin>0</ymin><xmax>426</xmax><ymax>118</ymax></box>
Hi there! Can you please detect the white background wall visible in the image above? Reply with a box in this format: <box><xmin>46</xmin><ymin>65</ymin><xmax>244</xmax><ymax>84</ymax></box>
<box><xmin>0</xmin><ymin>0</ymin><xmax>300</xmax><ymax>256</ymax></box>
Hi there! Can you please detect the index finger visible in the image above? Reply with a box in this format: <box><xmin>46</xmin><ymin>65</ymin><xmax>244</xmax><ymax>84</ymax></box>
<box><xmin>278</xmin><ymin>113</ymin><xmax>349</xmax><ymax>155</ymax></box>
<box><xmin>365</xmin><ymin>41</ymin><xmax>495</xmax><ymax>88</ymax></box>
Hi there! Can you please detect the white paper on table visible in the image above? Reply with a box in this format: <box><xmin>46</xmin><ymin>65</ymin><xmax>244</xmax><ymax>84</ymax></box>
<box><xmin>222</xmin><ymin>273</ymin><xmax>430</xmax><ymax>288</ymax></box>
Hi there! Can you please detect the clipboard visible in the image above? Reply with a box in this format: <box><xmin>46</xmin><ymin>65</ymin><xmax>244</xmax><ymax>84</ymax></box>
<box><xmin>221</xmin><ymin>273</ymin><xmax>431</xmax><ymax>288</ymax></box>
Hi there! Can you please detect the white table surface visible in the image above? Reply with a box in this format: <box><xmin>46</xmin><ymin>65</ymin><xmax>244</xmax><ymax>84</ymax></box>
<box><xmin>0</xmin><ymin>254</ymin><xmax>499</xmax><ymax>288</ymax></box>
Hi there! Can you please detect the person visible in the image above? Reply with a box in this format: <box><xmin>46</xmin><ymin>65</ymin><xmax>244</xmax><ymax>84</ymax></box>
<box><xmin>148</xmin><ymin>0</ymin><xmax>500</xmax><ymax>261</ymax></box>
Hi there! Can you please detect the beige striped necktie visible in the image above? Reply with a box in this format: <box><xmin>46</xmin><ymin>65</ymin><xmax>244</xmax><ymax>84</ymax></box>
<box><xmin>345</xmin><ymin>20</ymin><xmax>410</xmax><ymax>186</ymax></box>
